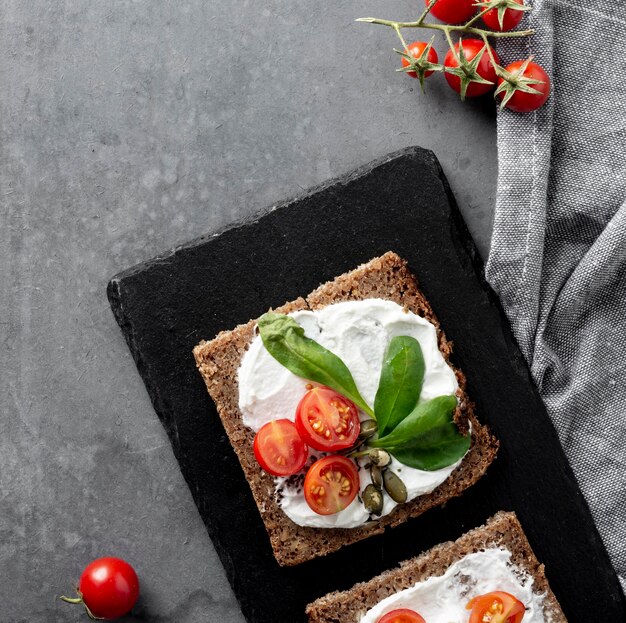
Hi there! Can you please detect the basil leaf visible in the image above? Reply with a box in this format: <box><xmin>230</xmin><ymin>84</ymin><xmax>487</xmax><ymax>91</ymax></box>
<box><xmin>258</xmin><ymin>312</ymin><xmax>374</xmax><ymax>417</ymax></box>
<box><xmin>370</xmin><ymin>395</ymin><xmax>470</xmax><ymax>471</ymax></box>
<box><xmin>374</xmin><ymin>336</ymin><xmax>425</xmax><ymax>436</ymax></box>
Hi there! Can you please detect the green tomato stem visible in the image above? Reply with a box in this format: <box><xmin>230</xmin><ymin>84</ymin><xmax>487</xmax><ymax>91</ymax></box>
<box><xmin>393</xmin><ymin>25</ymin><xmax>410</xmax><ymax>54</ymax></box>
<box><xmin>356</xmin><ymin>17</ymin><xmax>533</xmax><ymax>39</ymax></box>
<box><xmin>479</xmin><ymin>31</ymin><xmax>504</xmax><ymax>76</ymax></box>
<box><xmin>416</xmin><ymin>0</ymin><xmax>437</xmax><ymax>26</ymax></box>
<box><xmin>463</xmin><ymin>11</ymin><xmax>487</xmax><ymax>29</ymax></box>
<box><xmin>442</xmin><ymin>27</ymin><xmax>458</xmax><ymax>63</ymax></box>
<box><xmin>59</xmin><ymin>591</ymin><xmax>105</xmax><ymax>620</ymax></box>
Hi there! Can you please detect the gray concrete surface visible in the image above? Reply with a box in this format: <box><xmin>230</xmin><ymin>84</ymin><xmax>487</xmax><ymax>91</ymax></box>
<box><xmin>0</xmin><ymin>1</ymin><xmax>496</xmax><ymax>621</ymax></box>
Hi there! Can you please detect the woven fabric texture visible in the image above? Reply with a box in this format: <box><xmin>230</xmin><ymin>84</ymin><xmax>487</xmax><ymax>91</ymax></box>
<box><xmin>487</xmin><ymin>0</ymin><xmax>626</xmax><ymax>593</ymax></box>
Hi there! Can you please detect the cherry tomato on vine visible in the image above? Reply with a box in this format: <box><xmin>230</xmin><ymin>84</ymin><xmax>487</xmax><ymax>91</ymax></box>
<box><xmin>444</xmin><ymin>39</ymin><xmax>500</xmax><ymax>98</ymax></box>
<box><xmin>61</xmin><ymin>557</ymin><xmax>139</xmax><ymax>620</ymax></box>
<box><xmin>304</xmin><ymin>455</ymin><xmax>359</xmax><ymax>515</ymax></box>
<box><xmin>467</xmin><ymin>591</ymin><xmax>526</xmax><ymax>623</ymax></box>
<box><xmin>497</xmin><ymin>60</ymin><xmax>550</xmax><ymax>112</ymax></box>
<box><xmin>400</xmin><ymin>41</ymin><xmax>439</xmax><ymax>79</ymax></box>
<box><xmin>481</xmin><ymin>0</ymin><xmax>526</xmax><ymax>31</ymax></box>
<box><xmin>426</xmin><ymin>0</ymin><xmax>476</xmax><ymax>24</ymax></box>
<box><xmin>377</xmin><ymin>608</ymin><xmax>427</xmax><ymax>623</ymax></box>
<box><xmin>254</xmin><ymin>419</ymin><xmax>308</xmax><ymax>476</ymax></box>
<box><xmin>295</xmin><ymin>387</ymin><xmax>360</xmax><ymax>451</ymax></box>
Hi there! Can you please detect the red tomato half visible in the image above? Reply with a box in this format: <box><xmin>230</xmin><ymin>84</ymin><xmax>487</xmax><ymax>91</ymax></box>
<box><xmin>400</xmin><ymin>41</ymin><xmax>439</xmax><ymax>79</ymax></box>
<box><xmin>78</xmin><ymin>557</ymin><xmax>139</xmax><ymax>620</ymax></box>
<box><xmin>467</xmin><ymin>591</ymin><xmax>526</xmax><ymax>623</ymax></box>
<box><xmin>378</xmin><ymin>608</ymin><xmax>426</xmax><ymax>623</ymax></box>
<box><xmin>444</xmin><ymin>39</ymin><xmax>500</xmax><ymax>98</ymax></box>
<box><xmin>497</xmin><ymin>60</ymin><xmax>550</xmax><ymax>112</ymax></box>
<box><xmin>254</xmin><ymin>419</ymin><xmax>308</xmax><ymax>476</ymax></box>
<box><xmin>295</xmin><ymin>387</ymin><xmax>360</xmax><ymax>452</ymax></box>
<box><xmin>304</xmin><ymin>455</ymin><xmax>359</xmax><ymax>515</ymax></box>
<box><xmin>482</xmin><ymin>0</ymin><xmax>525</xmax><ymax>31</ymax></box>
<box><xmin>426</xmin><ymin>0</ymin><xmax>476</xmax><ymax>24</ymax></box>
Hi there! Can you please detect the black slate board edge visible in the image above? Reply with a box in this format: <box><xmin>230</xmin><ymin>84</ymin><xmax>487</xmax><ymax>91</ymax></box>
<box><xmin>109</xmin><ymin>147</ymin><xmax>444</xmax><ymax>283</ymax></box>
<box><xmin>107</xmin><ymin>146</ymin><xmax>625</xmax><ymax>622</ymax></box>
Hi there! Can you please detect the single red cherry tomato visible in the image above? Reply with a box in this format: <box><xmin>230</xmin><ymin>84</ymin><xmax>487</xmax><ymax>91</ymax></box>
<box><xmin>497</xmin><ymin>60</ymin><xmax>550</xmax><ymax>112</ymax></box>
<box><xmin>481</xmin><ymin>0</ymin><xmax>525</xmax><ymax>31</ymax></box>
<box><xmin>295</xmin><ymin>387</ymin><xmax>360</xmax><ymax>452</ymax></box>
<box><xmin>467</xmin><ymin>591</ymin><xmax>526</xmax><ymax>623</ymax></box>
<box><xmin>378</xmin><ymin>608</ymin><xmax>427</xmax><ymax>623</ymax></box>
<box><xmin>426</xmin><ymin>0</ymin><xmax>476</xmax><ymax>24</ymax></box>
<box><xmin>444</xmin><ymin>39</ymin><xmax>500</xmax><ymax>98</ymax></box>
<box><xmin>61</xmin><ymin>557</ymin><xmax>139</xmax><ymax>620</ymax></box>
<box><xmin>254</xmin><ymin>419</ymin><xmax>308</xmax><ymax>476</ymax></box>
<box><xmin>400</xmin><ymin>41</ymin><xmax>439</xmax><ymax>79</ymax></box>
<box><xmin>304</xmin><ymin>455</ymin><xmax>359</xmax><ymax>515</ymax></box>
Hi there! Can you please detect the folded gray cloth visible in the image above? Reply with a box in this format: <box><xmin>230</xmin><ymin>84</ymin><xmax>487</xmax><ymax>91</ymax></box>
<box><xmin>487</xmin><ymin>0</ymin><xmax>626</xmax><ymax>592</ymax></box>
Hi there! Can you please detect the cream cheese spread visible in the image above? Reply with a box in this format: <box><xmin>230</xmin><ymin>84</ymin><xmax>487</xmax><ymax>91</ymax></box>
<box><xmin>359</xmin><ymin>548</ymin><xmax>547</xmax><ymax>623</ymax></box>
<box><xmin>238</xmin><ymin>298</ymin><xmax>463</xmax><ymax>528</ymax></box>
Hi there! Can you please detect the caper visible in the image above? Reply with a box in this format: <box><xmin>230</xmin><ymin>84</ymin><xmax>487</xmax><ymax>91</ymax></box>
<box><xmin>368</xmin><ymin>448</ymin><xmax>391</xmax><ymax>467</ymax></box>
<box><xmin>383</xmin><ymin>470</ymin><xmax>407</xmax><ymax>504</ymax></box>
<box><xmin>370</xmin><ymin>464</ymin><xmax>383</xmax><ymax>490</ymax></box>
<box><xmin>362</xmin><ymin>484</ymin><xmax>384</xmax><ymax>515</ymax></box>
<box><xmin>358</xmin><ymin>420</ymin><xmax>377</xmax><ymax>440</ymax></box>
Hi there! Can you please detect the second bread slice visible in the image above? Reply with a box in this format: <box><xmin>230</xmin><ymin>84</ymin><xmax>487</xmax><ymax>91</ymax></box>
<box><xmin>306</xmin><ymin>511</ymin><xmax>567</xmax><ymax>622</ymax></box>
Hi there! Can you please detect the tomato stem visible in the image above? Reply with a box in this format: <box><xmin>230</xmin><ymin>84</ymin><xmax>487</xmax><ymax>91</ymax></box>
<box><xmin>60</xmin><ymin>591</ymin><xmax>105</xmax><ymax>620</ymax></box>
<box><xmin>416</xmin><ymin>0</ymin><xmax>437</xmax><ymax>26</ymax></box>
<box><xmin>478</xmin><ymin>31</ymin><xmax>504</xmax><ymax>76</ymax></box>
<box><xmin>442</xmin><ymin>27</ymin><xmax>458</xmax><ymax>63</ymax></box>
<box><xmin>463</xmin><ymin>11</ymin><xmax>486</xmax><ymax>29</ymax></box>
<box><xmin>393</xmin><ymin>25</ymin><xmax>410</xmax><ymax>54</ymax></box>
<box><xmin>356</xmin><ymin>17</ymin><xmax>533</xmax><ymax>39</ymax></box>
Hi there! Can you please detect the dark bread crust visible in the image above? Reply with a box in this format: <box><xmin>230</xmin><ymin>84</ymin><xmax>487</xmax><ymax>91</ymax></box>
<box><xmin>193</xmin><ymin>252</ymin><xmax>499</xmax><ymax>566</ymax></box>
<box><xmin>305</xmin><ymin>511</ymin><xmax>567</xmax><ymax>623</ymax></box>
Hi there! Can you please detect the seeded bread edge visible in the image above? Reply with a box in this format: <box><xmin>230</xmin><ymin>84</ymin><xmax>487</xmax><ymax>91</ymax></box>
<box><xmin>305</xmin><ymin>510</ymin><xmax>567</xmax><ymax>623</ymax></box>
<box><xmin>193</xmin><ymin>251</ymin><xmax>499</xmax><ymax>567</ymax></box>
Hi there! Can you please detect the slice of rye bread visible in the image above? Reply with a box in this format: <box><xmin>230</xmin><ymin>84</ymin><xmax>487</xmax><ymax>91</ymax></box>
<box><xmin>305</xmin><ymin>511</ymin><xmax>567</xmax><ymax>623</ymax></box>
<box><xmin>193</xmin><ymin>251</ymin><xmax>499</xmax><ymax>567</ymax></box>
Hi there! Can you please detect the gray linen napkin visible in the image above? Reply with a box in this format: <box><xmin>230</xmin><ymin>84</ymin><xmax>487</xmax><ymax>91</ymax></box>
<box><xmin>486</xmin><ymin>0</ymin><xmax>626</xmax><ymax>592</ymax></box>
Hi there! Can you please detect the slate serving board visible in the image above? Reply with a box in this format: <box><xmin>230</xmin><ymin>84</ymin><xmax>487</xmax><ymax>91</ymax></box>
<box><xmin>108</xmin><ymin>147</ymin><xmax>625</xmax><ymax>623</ymax></box>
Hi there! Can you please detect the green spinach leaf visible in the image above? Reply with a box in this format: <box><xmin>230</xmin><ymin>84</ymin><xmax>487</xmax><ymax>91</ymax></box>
<box><xmin>370</xmin><ymin>395</ymin><xmax>469</xmax><ymax>471</ymax></box>
<box><xmin>257</xmin><ymin>312</ymin><xmax>374</xmax><ymax>417</ymax></box>
<box><xmin>374</xmin><ymin>336</ymin><xmax>425</xmax><ymax>436</ymax></box>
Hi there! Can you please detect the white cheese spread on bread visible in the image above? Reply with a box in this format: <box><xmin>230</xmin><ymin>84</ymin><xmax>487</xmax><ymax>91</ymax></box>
<box><xmin>238</xmin><ymin>298</ymin><xmax>464</xmax><ymax>528</ymax></box>
<box><xmin>359</xmin><ymin>548</ymin><xmax>547</xmax><ymax>623</ymax></box>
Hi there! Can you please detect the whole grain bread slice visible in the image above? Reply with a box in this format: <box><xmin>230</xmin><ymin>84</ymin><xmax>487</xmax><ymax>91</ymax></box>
<box><xmin>193</xmin><ymin>252</ymin><xmax>499</xmax><ymax>566</ymax></box>
<box><xmin>305</xmin><ymin>511</ymin><xmax>567</xmax><ymax>622</ymax></box>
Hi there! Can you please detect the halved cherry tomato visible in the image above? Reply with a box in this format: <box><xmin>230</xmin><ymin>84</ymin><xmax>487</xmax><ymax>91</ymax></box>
<box><xmin>253</xmin><ymin>419</ymin><xmax>308</xmax><ymax>476</ymax></box>
<box><xmin>295</xmin><ymin>387</ymin><xmax>360</xmax><ymax>452</ymax></box>
<box><xmin>378</xmin><ymin>608</ymin><xmax>426</xmax><ymax>623</ymax></box>
<box><xmin>304</xmin><ymin>455</ymin><xmax>359</xmax><ymax>515</ymax></box>
<box><xmin>467</xmin><ymin>591</ymin><xmax>526</xmax><ymax>623</ymax></box>
<box><xmin>481</xmin><ymin>0</ymin><xmax>525</xmax><ymax>32</ymax></box>
<box><xmin>426</xmin><ymin>0</ymin><xmax>476</xmax><ymax>24</ymax></box>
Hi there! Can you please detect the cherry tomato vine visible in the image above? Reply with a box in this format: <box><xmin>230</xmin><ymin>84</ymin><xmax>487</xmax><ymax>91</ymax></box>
<box><xmin>357</xmin><ymin>0</ymin><xmax>550</xmax><ymax>112</ymax></box>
